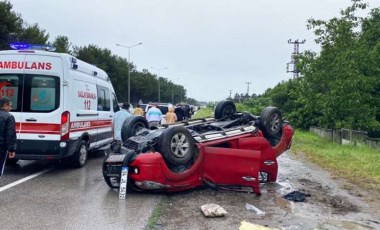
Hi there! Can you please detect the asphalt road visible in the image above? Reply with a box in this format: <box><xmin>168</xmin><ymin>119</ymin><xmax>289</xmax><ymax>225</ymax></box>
<box><xmin>2</xmin><ymin>151</ymin><xmax>380</xmax><ymax>230</ymax></box>
<box><xmin>0</xmin><ymin>152</ymin><xmax>161</xmax><ymax>230</ymax></box>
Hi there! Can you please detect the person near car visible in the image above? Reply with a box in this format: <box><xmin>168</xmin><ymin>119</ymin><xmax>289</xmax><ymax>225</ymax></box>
<box><xmin>113</xmin><ymin>103</ymin><xmax>131</xmax><ymax>146</ymax></box>
<box><xmin>181</xmin><ymin>104</ymin><xmax>190</xmax><ymax>120</ymax></box>
<box><xmin>174</xmin><ymin>105</ymin><xmax>185</xmax><ymax>121</ymax></box>
<box><xmin>165</xmin><ymin>105</ymin><xmax>177</xmax><ymax>124</ymax></box>
<box><xmin>0</xmin><ymin>97</ymin><xmax>17</xmax><ymax>177</ymax></box>
<box><xmin>133</xmin><ymin>104</ymin><xmax>144</xmax><ymax>116</ymax></box>
<box><xmin>146</xmin><ymin>103</ymin><xmax>162</xmax><ymax>128</ymax></box>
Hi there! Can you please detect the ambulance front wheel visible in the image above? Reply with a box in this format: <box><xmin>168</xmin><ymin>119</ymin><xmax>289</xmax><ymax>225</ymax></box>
<box><xmin>72</xmin><ymin>140</ymin><xmax>88</xmax><ymax>168</ymax></box>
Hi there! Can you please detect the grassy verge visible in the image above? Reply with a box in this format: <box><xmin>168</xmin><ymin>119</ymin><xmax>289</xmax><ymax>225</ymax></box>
<box><xmin>191</xmin><ymin>107</ymin><xmax>213</xmax><ymax>119</ymax></box>
<box><xmin>292</xmin><ymin>130</ymin><xmax>380</xmax><ymax>191</ymax></box>
<box><xmin>147</xmin><ymin>196</ymin><xmax>168</xmax><ymax>229</ymax></box>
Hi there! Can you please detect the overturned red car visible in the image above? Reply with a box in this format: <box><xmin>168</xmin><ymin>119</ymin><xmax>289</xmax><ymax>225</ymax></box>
<box><xmin>102</xmin><ymin>100</ymin><xmax>293</xmax><ymax>195</ymax></box>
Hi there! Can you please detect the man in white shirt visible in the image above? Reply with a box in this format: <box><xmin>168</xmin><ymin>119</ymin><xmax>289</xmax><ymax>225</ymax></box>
<box><xmin>113</xmin><ymin>103</ymin><xmax>131</xmax><ymax>146</ymax></box>
<box><xmin>146</xmin><ymin>103</ymin><xmax>162</xmax><ymax>128</ymax></box>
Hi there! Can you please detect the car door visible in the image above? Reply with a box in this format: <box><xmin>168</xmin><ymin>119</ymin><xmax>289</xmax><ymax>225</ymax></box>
<box><xmin>202</xmin><ymin>145</ymin><xmax>261</xmax><ymax>194</ymax></box>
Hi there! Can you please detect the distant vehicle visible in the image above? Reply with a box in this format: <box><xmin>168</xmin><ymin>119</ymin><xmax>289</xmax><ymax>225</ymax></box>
<box><xmin>102</xmin><ymin>100</ymin><xmax>294</xmax><ymax>195</ymax></box>
<box><xmin>0</xmin><ymin>49</ymin><xmax>118</xmax><ymax>167</ymax></box>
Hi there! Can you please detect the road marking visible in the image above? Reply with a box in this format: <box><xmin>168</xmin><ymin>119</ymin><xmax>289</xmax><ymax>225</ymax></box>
<box><xmin>0</xmin><ymin>168</ymin><xmax>52</xmax><ymax>192</ymax></box>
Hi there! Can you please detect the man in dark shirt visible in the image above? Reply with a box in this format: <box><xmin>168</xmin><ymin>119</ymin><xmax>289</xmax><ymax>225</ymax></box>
<box><xmin>174</xmin><ymin>104</ymin><xmax>185</xmax><ymax>121</ymax></box>
<box><xmin>0</xmin><ymin>97</ymin><xmax>17</xmax><ymax>177</ymax></box>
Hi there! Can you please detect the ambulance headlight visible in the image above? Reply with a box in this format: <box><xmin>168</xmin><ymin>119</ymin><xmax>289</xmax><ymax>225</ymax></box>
<box><xmin>60</xmin><ymin>142</ymin><xmax>67</xmax><ymax>148</ymax></box>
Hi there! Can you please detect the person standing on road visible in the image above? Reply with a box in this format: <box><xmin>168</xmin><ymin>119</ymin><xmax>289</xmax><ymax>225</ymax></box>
<box><xmin>0</xmin><ymin>97</ymin><xmax>17</xmax><ymax>177</ymax></box>
<box><xmin>113</xmin><ymin>103</ymin><xmax>131</xmax><ymax>148</ymax></box>
<box><xmin>175</xmin><ymin>104</ymin><xmax>185</xmax><ymax>121</ymax></box>
<box><xmin>146</xmin><ymin>103</ymin><xmax>162</xmax><ymax>128</ymax></box>
<box><xmin>165</xmin><ymin>105</ymin><xmax>177</xmax><ymax>124</ymax></box>
<box><xmin>133</xmin><ymin>104</ymin><xmax>144</xmax><ymax>116</ymax></box>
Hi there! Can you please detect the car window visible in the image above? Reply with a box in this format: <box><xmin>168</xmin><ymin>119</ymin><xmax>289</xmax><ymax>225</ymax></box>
<box><xmin>159</xmin><ymin>106</ymin><xmax>168</xmax><ymax>114</ymax></box>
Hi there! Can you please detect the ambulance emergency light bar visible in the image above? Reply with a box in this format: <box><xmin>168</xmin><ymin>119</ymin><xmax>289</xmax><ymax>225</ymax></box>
<box><xmin>10</xmin><ymin>42</ymin><xmax>56</xmax><ymax>52</ymax></box>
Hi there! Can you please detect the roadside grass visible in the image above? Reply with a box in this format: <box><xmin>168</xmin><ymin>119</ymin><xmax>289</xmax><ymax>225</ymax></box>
<box><xmin>147</xmin><ymin>196</ymin><xmax>167</xmax><ymax>229</ymax></box>
<box><xmin>292</xmin><ymin>130</ymin><xmax>380</xmax><ymax>191</ymax></box>
<box><xmin>191</xmin><ymin>107</ymin><xmax>213</xmax><ymax>119</ymax></box>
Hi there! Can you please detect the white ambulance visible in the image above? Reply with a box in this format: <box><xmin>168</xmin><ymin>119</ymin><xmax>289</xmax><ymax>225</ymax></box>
<box><xmin>0</xmin><ymin>50</ymin><xmax>119</xmax><ymax>167</ymax></box>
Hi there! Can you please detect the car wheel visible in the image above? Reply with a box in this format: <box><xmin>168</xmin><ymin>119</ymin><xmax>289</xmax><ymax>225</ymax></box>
<box><xmin>158</xmin><ymin>126</ymin><xmax>195</xmax><ymax>166</ymax></box>
<box><xmin>214</xmin><ymin>100</ymin><xmax>236</xmax><ymax>119</ymax></box>
<box><xmin>121</xmin><ymin>116</ymin><xmax>149</xmax><ymax>142</ymax></box>
<box><xmin>72</xmin><ymin>140</ymin><xmax>88</xmax><ymax>168</ymax></box>
<box><xmin>259</xmin><ymin>106</ymin><xmax>283</xmax><ymax>138</ymax></box>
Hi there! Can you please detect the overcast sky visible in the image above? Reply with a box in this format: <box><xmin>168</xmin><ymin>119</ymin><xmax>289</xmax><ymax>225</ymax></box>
<box><xmin>8</xmin><ymin>0</ymin><xmax>380</xmax><ymax>102</ymax></box>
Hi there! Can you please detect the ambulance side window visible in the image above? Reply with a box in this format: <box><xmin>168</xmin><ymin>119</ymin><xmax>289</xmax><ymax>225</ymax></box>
<box><xmin>0</xmin><ymin>74</ymin><xmax>20</xmax><ymax>111</ymax></box>
<box><xmin>97</xmin><ymin>85</ymin><xmax>110</xmax><ymax>111</ymax></box>
<box><xmin>112</xmin><ymin>92</ymin><xmax>119</xmax><ymax>112</ymax></box>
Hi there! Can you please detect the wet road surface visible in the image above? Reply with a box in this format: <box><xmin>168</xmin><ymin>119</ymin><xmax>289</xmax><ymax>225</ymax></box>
<box><xmin>0</xmin><ymin>152</ymin><xmax>161</xmax><ymax>230</ymax></box>
<box><xmin>154</xmin><ymin>152</ymin><xmax>380</xmax><ymax>230</ymax></box>
<box><xmin>1</xmin><ymin>151</ymin><xmax>380</xmax><ymax>230</ymax></box>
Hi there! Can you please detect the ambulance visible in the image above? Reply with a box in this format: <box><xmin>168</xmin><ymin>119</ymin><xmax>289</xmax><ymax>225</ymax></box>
<box><xmin>0</xmin><ymin>49</ymin><xmax>119</xmax><ymax>167</ymax></box>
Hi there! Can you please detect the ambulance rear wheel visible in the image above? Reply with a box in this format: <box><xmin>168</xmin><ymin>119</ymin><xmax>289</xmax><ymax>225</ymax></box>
<box><xmin>72</xmin><ymin>140</ymin><xmax>88</xmax><ymax>168</ymax></box>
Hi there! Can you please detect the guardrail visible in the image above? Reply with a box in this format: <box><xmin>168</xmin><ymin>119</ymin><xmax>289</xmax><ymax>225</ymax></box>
<box><xmin>309</xmin><ymin>126</ymin><xmax>379</xmax><ymax>148</ymax></box>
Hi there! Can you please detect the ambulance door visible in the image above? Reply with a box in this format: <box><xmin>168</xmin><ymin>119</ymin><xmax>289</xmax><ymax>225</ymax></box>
<box><xmin>0</xmin><ymin>53</ymin><xmax>25</xmax><ymax>140</ymax></box>
<box><xmin>17</xmin><ymin>54</ymin><xmax>63</xmax><ymax>155</ymax></box>
<box><xmin>96</xmin><ymin>84</ymin><xmax>113</xmax><ymax>148</ymax></box>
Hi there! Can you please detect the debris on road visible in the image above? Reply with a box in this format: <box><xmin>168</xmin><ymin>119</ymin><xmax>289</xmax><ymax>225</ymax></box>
<box><xmin>245</xmin><ymin>203</ymin><xmax>265</xmax><ymax>215</ymax></box>
<box><xmin>283</xmin><ymin>191</ymin><xmax>311</xmax><ymax>202</ymax></box>
<box><xmin>200</xmin><ymin>203</ymin><xmax>227</xmax><ymax>217</ymax></box>
<box><xmin>239</xmin><ymin>221</ymin><xmax>279</xmax><ymax>230</ymax></box>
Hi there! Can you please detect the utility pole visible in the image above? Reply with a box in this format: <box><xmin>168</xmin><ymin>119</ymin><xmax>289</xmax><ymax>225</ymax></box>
<box><xmin>286</xmin><ymin>39</ymin><xmax>305</xmax><ymax>78</ymax></box>
<box><xmin>229</xmin><ymin>90</ymin><xmax>233</xmax><ymax>99</ymax></box>
<box><xmin>245</xmin><ymin>82</ymin><xmax>251</xmax><ymax>95</ymax></box>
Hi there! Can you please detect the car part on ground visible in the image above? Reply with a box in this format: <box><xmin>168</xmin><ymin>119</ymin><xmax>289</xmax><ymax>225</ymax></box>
<box><xmin>102</xmin><ymin>100</ymin><xmax>294</xmax><ymax>195</ymax></box>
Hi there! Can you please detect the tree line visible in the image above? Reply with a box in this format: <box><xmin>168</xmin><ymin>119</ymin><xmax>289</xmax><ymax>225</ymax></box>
<box><xmin>232</xmin><ymin>1</ymin><xmax>380</xmax><ymax>136</ymax></box>
<box><xmin>0</xmin><ymin>0</ymin><xmax>192</xmax><ymax>105</ymax></box>
<box><xmin>2</xmin><ymin>0</ymin><xmax>380</xmax><ymax>135</ymax></box>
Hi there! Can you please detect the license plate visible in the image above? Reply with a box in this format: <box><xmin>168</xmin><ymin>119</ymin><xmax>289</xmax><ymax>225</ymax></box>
<box><xmin>119</xmin><ymin>167</ymin><xmax>128</xmax><ymax>199</ymax></box>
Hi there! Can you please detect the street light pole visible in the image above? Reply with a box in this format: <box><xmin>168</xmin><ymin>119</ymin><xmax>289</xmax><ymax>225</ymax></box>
<box><xmin>150</xmin><ymin>67</ymin><xmax>167</xmax><ymax>103</ymax></box>
<box><xmin>116</xmin><ymin>42</ymin><xmax>143</xmax><ymax>104</ymax></box>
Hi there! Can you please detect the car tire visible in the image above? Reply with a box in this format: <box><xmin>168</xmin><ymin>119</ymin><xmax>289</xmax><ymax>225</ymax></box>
<box><xmin>121</xmin><ymin>116</ymin><xmax>149</xmax><ymax>142</ymax></box>
<box><xmin>72</xmin><ymin>140</ymin><xmax>88</xmax><ymax>168</ymax></box>
<box><xmin>214</xmin><ymin>100</ymin><xmax>236</xmax><ymax>119</ymax></box>
<box><xmin>259</xmin><ymin>106</ymin><xmax>283</xmax><ymax>138</ymax></box>
<box><xmin>158</xmin><ymin>126</ymin><xmax>195</xmax><ymax>166</ymax></box>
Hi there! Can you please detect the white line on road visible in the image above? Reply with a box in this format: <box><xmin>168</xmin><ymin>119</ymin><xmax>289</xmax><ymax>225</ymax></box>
<box><xmin>0</xmin><ymin>168</ymin><xmax>52</xmax><ymax>192</ymax></box>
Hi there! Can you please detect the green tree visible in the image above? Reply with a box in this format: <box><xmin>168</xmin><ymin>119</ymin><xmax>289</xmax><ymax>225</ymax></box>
<box><xmin>296</xmin><ymin>0</ymin><xmax>378</xmax><ymax>130</ymax></box>
<box><xmin>0</xmin><ymin>0</ymin><xmax>23</xmax><ymax>49</ymax></box>
<box><xmin>52</xmin><ymin>35</ymin><xmax>72</xmax><ymax>54</ymax></box>
<box><xmin>19</xmin><ymin>23</ymin><xmax>49</xmax><ymax>44</ymax></box>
